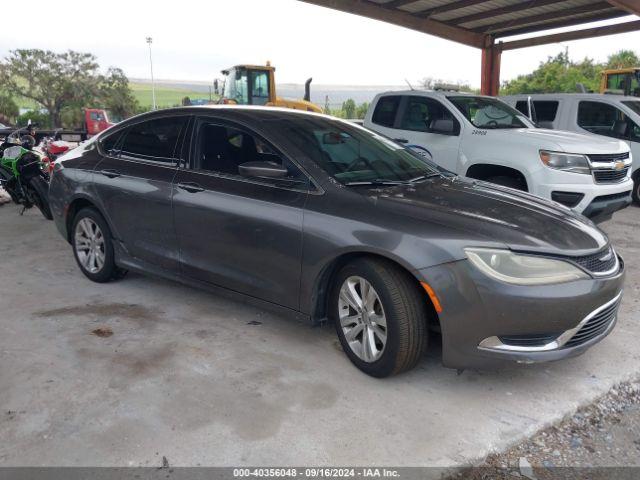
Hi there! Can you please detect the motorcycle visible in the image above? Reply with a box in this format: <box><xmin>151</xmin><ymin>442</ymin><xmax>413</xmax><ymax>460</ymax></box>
<box><xmin>0</xmin><ymin>125</ymin><xmax>53</xmax><ymax>220</ymax></box>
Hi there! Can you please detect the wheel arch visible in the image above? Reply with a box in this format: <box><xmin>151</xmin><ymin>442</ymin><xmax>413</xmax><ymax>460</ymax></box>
<box><xmin>65</xmin><ymin>196</ymin><xmax>109</xmax><ymax>243</ymax></box>
<box><xmin>309</xmin><ymin>250</ymin><xmax>441</xmax><ymax>329</ymax></box>
<box><xmin>465</xmin><ymin>163</ymin><xmax>529</xmax><ymax>191</ymax></box>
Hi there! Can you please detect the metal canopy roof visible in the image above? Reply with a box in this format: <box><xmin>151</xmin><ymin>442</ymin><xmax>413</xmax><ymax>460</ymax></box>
<box><xmin>299</xmin><ymin>0</ymin><xmax>640</xmax><ymax>50</ymax></box>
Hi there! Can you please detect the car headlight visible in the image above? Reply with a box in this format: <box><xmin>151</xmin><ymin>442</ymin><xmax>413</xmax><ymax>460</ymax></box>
<box><xmin>539</xmin><ymin>150</ymin><xmax>590</xmax><ymax>175</ymax></box>
<box><xmin>465</xmin><ymin>248</ymin><xmax>588</xmax><ymax>285</ymax></box>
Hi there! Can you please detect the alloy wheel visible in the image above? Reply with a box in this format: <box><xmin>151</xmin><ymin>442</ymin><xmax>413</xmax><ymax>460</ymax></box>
<box><xmin>338</xmin><ymin>276</ymin><xmax>388</xmax><ymax>363</ymax></box>
<box><xmin>74</xmin><ymin>218</ymin><xmax>106</xmax><ymax>274</ymax></box>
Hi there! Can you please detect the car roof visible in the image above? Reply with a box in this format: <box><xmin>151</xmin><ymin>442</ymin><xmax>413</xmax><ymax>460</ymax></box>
<box><xmin>123</xmin><ymin>105</ymin><xmax>340</xmax><ymax>123</ymax></box>
<box><xmin>376</xmin><ymin>89</ymin><xmax>487</xmax><ymax>100</ymax></box>
<box><xmin>501</xmin><ymin>93</ymin><xmax>640</xmax><ymax>102</ymax></box>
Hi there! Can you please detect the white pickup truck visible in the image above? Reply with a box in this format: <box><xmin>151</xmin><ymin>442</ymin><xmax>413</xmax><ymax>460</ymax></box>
<box><xmin>501</xmin><ymin>93</ymin><xmax>640</xmax><ymax>204</ymax></box>
<box><xmin>363</xmin><ymin>90</ymin><xmax>633</xmax><ymax>222</ymax></box>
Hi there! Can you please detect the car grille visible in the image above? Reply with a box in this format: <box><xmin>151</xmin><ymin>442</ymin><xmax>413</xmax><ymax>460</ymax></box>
<box><xmin>552</xmin><ymin>246</ymin><xmax>618</xmax><ymax>275</ymax></box>
<box><xmin>498</xmin><ymin>333</ymin><xmax>559</xmax><ymax>347</ymax></box>
<box><xmin>564</xmin><ymin>297</ymin><xmax>621</xmax><ymax>348</ymax></box>
<box><xmin>587</xmin><ymin>152</ymin><xmax>630</xmax><ymax>163</ymax></box>
<box><xmin>593</xmin><ymin>167</ymin><xmax>630</xmax><ymax>184</ymax></box>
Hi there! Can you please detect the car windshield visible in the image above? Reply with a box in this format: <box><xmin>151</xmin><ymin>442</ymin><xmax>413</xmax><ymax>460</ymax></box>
<box><xmin>622</xmin><ymin>100</ymin><xmax>640</xmax><ymax>115</ymax></box>
<box><xmin>276</xmin><ymin>116</ymin><xmax>444</xmax><ymax>184</ymax></box>
<box><xmin>448</xmin><ymin>96</ymin><xmax>529</xmax><ymax>129</ymax></box>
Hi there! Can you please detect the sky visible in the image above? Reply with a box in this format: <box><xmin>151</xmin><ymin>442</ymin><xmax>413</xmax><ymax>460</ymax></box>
<box><xmin>0</xmin><ymin>0</ymin><xmax>638</xmax><ymax>87</ymax></box>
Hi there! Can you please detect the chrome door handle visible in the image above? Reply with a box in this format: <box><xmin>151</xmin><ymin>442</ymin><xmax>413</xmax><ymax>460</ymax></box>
<box><xmin>99</xmin><ymin>169</ymin><xmax>121</xmax><ymax>178</ymax></box>
<box><xmin>177</xmin><ymin>182</ymin><xmax>205</xmax><ymax>193</ymax></box>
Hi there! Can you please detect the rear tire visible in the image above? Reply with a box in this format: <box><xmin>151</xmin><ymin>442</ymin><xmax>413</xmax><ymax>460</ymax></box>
<box><xmin>485</xmin><ymin>175</ymin><xmax>527</xmax><ymax>191</ymax></box>
<box><xmin>71</xmin><ymin>207</ymin><xmax>120</xmax><ymax>283</ymax></box>
<box><xmin>330</xmin><ymin>258</ymin><xmax>427</xmax><ymax>377</ymax></box>
<box><xmin>27</xmin><ymin>176</ymin><xmax>53</xmax><ymax>220</ymax></box>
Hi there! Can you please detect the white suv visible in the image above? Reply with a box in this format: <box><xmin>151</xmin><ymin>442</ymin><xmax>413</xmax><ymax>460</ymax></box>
<box><xmin>363</xmin><ymin>90</ymin><xmax>633</xmax><ymax>222</ymax></box>
<box><xmin>501</xmin><ymin>93</ymin><xmax>640</xmax><ymax>204</ymax></box>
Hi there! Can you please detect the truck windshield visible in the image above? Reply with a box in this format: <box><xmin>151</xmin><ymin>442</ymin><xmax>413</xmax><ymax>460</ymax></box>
<box><xmin>277</xmin><ymin>117</ymin><xmax>444</xmax><ymax>184</ymax></box>
<box><xmin>223</xmin><ymin>68</ymin><xmax>249</xmax><ymax>105</ymax></box>
<box><xmin>448</xmin><ymin>96</ymin><xmax>529</xmax><ymax>129</ymax></box>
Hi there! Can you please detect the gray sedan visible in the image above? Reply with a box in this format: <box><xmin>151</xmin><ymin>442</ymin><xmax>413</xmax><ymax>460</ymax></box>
<box><xmin>48</xmin><ymin>107</ymin><xmax>625</xmax><ymax>377</ymax></box>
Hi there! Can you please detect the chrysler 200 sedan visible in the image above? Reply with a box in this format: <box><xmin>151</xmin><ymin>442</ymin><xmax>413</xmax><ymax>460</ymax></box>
<box><xmin>49</xmin><ymin>107</ymin><xmax>625</xmax><ymax>377</ymax></box>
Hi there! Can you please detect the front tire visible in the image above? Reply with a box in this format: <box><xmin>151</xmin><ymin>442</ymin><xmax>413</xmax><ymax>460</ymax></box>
<box><xmin>71</xmin><ymin>207</ymin><xmax>120</xmax><ymax>283</ymax></box>
<box><xmin>633</xmin><ymin>175</ymin><xmax>640</xmax><ymax>205</ymax></box>
<box><xmin>330</xmin><ymin>258</ymin><xmax>427</xmax><ymax>377</ymax></box>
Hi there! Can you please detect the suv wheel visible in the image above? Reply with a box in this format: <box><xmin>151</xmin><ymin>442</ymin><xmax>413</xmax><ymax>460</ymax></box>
<box><xmin>71</xmin><ymin>207</ymin><xmax>124</xmax><ymax>283</ymax></box>
<box><xmin>330</xmin><ymin>258</ymin><xmax>427</xmax><ymax>377</ymax></box>
<box><xmin>633</xmin><ymin>175</ymin><xmax>640</xmax><ymax>205</ymax></box>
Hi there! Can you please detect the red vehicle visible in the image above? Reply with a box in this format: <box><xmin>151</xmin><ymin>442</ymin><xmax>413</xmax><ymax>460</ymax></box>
<box><xmin>0</xmin><ymin>109</ymin><xmax>116</xmax><ymax>144</ymax></box>
<box><xmin>84</xmin><ymin>108</ymin><xmax>115</xmax><ymax>137</ymax></box>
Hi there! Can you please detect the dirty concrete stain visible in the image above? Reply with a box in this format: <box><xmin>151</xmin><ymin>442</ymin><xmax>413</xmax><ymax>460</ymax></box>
<box><xmin>91</xmin><ymin>327</ymin><xmax>113</xmax><ymax>338</ymax></box>
<box><xmin>112</xmin><ymin>344</ymin><xmax>176</xmax><ymax>376</ymax></box>
<box><xmin>34</xmin><ymin>303</ymin><xmax>161</xmax><ymax>328</ymax></box>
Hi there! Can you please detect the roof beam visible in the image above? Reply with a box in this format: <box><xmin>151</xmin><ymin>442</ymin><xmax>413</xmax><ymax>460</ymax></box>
<box><xmin>495</xmin><ymin>9</ymin><xmax>628</xmax><ymax>37</ymax></box>
<box><xmin>414</xmin><ymin>0</ymin><xmax>488</xmax><ymax>18</ymax></box>
<box><xmin>500</xmin><ymin>19</ymin><xmax>640</xmax><ymax>50</ymax></box>
<box><xmin>480</xmin><ymin>2</ymin><xmax>616</xmax><ymax>33</ymax></box>
<box><xmin>381</xmin><ymin>0</ymin><xmax>417</xmax><ymax>8</ymax></box>
<box><xmin>447</xmin><ymin>0</ymin><xmax>562</xmax><ymax>26</ymax></box>
<box><xmin>606</xmin><ymin>0</ymin><xmax>640</xmax><ymax>16</ymax></box>
<box><xmin>298</xmin><ymin>0</ymin><xmax>486</xmax><ymax>47</ymax></box>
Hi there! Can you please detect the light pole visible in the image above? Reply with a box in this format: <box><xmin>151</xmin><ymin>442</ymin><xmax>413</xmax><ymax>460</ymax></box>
<box><xmin>146</xmin><ymin>36</ymin><xmax>156</xmax><ymax>110</ymax></box>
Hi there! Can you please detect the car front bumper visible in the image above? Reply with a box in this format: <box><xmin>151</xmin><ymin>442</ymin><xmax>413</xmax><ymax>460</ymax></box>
<box><xmin>418</xmin><ymin>256</ymin><xmax>625</xmax><ymax>370</ymax></box>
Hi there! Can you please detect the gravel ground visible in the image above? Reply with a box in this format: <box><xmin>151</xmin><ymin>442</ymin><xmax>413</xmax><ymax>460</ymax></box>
<box><xmin>451</xmin><ymin>378</ymin><xmax>640</xmax><ymax>479</ymax></box>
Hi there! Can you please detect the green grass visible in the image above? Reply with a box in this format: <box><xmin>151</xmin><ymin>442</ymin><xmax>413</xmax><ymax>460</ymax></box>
<box><xmin>129</xmin><ymin>82</ymin><xmax>213</xmax><ymax>108</ymax></box>
<box><xmin>10</xmin><ymin>81</ymin><xmax>216</xmax><ymax>113</ymax></box>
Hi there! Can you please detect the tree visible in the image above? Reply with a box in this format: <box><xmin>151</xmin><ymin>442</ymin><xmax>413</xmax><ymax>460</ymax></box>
<box><xmin>98</xmin><ymin>67</ymin><xmax>139</xmax><ymax>121</ymax></box>
<box><xmin>341</xmin><ymin>98</ymin><xmax>356</xmax><ymax>119</ymax></box>
<box><xmin>605</xmin><ymin>50</ymin><xmax>640</xmax><ymax>70</ymax></box>
<box><xmin>0</xmin><ymin>49</ymin><xmax>100</xmax><ymax>128</ymax></box>
<box><xmin>0</xmin><ymin>92</ymin><xmax>19</xmax><ymax>125</ymax></box>
<box><xmin>501</xmin><ymin>52</ymin><xmax>601</xmax><ymax>94</ymax></box>
<box><xmin>501</xmin><ymin>49</ymin><xmax>640</xmax><ymax>95</ymax></box>
<box><xmin>355</xmin><ymin>102</ymin><xmax>369</xmax><ymax>120</ymax></box>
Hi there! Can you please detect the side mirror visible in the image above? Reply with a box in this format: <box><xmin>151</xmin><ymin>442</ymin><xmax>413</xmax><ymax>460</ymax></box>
<box><xmin>429</xmin><ymin>119</ymin><xmax>455</xmax><ymax>135</ymax></box>
<box><xmin>239</xmin><ymin>160</ymin><xmax>288</xmax><ymax>179</ymax></box>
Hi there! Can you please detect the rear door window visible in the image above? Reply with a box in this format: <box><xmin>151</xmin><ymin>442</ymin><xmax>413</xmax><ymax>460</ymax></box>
<box><xmin>533</xmin><ymin>101</ymin><xmax>559</xmax><ymax>122</ymax></box>
<box><xmin>120</xmin><ymin>116</ymin><xmax>187</xmax><ymax>163</ymax></box>
<box><xmin>515</xmin><ymin>101</ymin><xmax>528</xmax><ymax>116</ymax></box>
<box><xmin>371</xmin><ymin>96</ymin><xmax>401</xmax><ymax>128</ymax></box>
<box><xmin>577</xmin><ymin>101</ymin><xmax>630</xmax><ymax>139</ymax></box>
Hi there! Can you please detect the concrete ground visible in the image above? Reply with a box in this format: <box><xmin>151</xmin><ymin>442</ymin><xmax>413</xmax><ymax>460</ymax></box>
<box><xmin>0</xmin><ymin>204</ymin><xmax>638</xmax><ymax>467</ymax></box>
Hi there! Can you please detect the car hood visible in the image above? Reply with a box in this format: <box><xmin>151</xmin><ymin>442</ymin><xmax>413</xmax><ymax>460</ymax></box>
<box><xmin>360</xmin><ymin>176</ymin><xmax>609</xmax><ymax>255</ymax></box>
<box><xmin>494</xmin><ymin>128</ymin><xmax>628</xmax><ymax>154</ymax></box>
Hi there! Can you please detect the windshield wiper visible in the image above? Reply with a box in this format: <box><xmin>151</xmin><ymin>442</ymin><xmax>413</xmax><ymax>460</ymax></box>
<box><xmin>407</xmin><ymin>173</ymin><xmax>441</xmax><ymax>182</ymax></box>
<box><xmin>345</xmin><ymin>174</ymin><xmax>441</xmax><ymax>187</ymax></box>
<box><xmin>344</xmin><ymin>179</ymin><xmax>407</xmax><ymax>186</ymax></box>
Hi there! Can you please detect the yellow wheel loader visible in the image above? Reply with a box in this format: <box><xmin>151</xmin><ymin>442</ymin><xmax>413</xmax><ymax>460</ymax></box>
<box><xmin>600</xmin><ymin>68</ymin><xmax>640</xmax><ymax>97</ymax></box>
<box><xmin>220</xmin><ymin>63</ymin><xmax>322</xmax><ymax>113</ymax></box>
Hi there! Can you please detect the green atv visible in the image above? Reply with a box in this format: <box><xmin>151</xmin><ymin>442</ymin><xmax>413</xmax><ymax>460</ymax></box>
<box><xmin>0</xmin><ymin>128</ymin><xmax>52</xmax><ymax>220</ymax></box>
